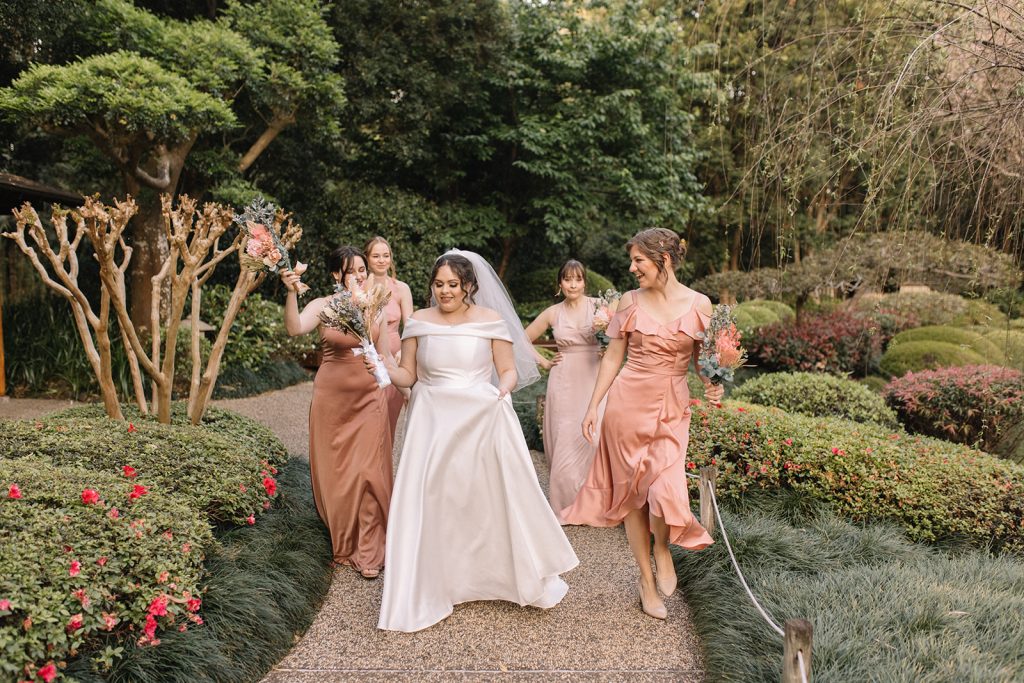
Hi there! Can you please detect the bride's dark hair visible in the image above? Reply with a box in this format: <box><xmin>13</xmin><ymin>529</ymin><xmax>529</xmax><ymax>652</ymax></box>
<box><xmin>430</xmin><ymin>253</ymin><xmax>479</xmax><ymax>304</ymax></box>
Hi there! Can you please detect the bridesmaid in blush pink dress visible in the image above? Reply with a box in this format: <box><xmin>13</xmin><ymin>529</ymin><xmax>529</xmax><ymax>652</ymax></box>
<box><xmin>365</xmin><ymin>236</ymin><xmax>415</xmax><ymax>440</ymax></box>
<box><xmin>562</xmin><ymin>229</ymin><xmax>723</xmax><ymax>620</ymax></box>
<box><xmin>280</xmin><ymin>246</ymin><xmax>393</xmax><ymax>578</ymax></box>
<box><xmin>524</xmin><ymin>260</ymin><xmax>604</xmax><ymax>522</ymax></box>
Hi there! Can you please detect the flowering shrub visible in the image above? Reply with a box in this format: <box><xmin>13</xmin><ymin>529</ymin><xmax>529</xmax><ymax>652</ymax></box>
<box><xmin>0</xmin><ymin>458</ymin><xmax>212</xmax><ymax>681</ymax></box>
<box><xmin>746</xmin><ymin>311</ymin><xmax>888</xmax><ymax>376</ymax></box>
<box><xmin>732</xmin><ymin>371</ymin><xmax>899</xmax><ymax>428</ymax></box>
<box><xmin>884</xmin><ymin>365</ymin><xmax>1024</xmax><ymax>458</ymax></box>
<box><xmin>890</xmin><ymin>326</ymin><xmax>1005</xmax><ymax>364</ymax></box>
<box><xmin>878</xmin><ymin>341</ymin><xmax>986</xmax><ymax>378</ymax></box>
<box><xmin>1</xmin><ymin>412</ymin><xmax>284</xmax><ymax>525</ymax></box>
<box><xmin>687</xmin><ymin>401</ymin><xmax>1024</xmax><ymax>551</ymax></box>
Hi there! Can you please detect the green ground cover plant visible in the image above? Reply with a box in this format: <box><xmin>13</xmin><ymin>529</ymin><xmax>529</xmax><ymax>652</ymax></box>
<box><xmin>889</xmin><ymin>326</ymin><xmax>1005</xmax><ymax>364</ymax></box>
<box><xmin>674</xmin><ymin>496</ymin><xmax>1024</xmax><ymax>682</ymax></box>
<box><xmin>732</xmin><ymin>371</ymin><xmax>899</xmax><ymax>428</ymax></box>
<box><xmin>879</xmin><ymin>341</ymin><xmax>987</xmax><ymax>378</ymax></box>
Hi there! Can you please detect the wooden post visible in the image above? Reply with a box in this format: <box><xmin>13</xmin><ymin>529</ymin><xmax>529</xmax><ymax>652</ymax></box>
<box><xmin>698</xmin><ymin>466</ymin><xmax>718</xmax><ymax>535</ymax></box>
<box><xmin>0</xmin><ymin>289</ymin><xmax>5</xmax><ymax>397</ymax></box>
<box><xmin>782</xmin><ymin>618</ymin><xmax>813</xmax><ymax>683</ymax></box>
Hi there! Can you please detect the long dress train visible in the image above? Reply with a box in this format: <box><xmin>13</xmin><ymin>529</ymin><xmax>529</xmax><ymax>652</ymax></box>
<box><xmin>379</xmin><ymin>318</ymin><xmax>579</xmax><ymax>632</ymax></box>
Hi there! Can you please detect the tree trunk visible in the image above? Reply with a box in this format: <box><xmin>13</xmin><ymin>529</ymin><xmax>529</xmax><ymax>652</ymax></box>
<box><xmin>238</xmin><ymin>114</ymin><xmax>294</xmax><ymax>174</ymax></box>
<box><xmin>497</xmin><ymin>236</ymin><xmax>516</xmax><ymax>281</ymax></box>
<box><xmin>95</xmin><ymin>291</ymin><xmax>124</xmax><ymax>420</ymax></box>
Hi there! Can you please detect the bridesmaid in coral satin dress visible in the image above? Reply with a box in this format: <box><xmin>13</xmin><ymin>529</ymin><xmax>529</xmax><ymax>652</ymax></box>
<box><xmin>281</xmin><ymin>246</ymin><xmax>392</xmax><ymax>577</ymax></box>
<box><xmin>524</xmin><ymin>260</ymin><xmax>604</xmax><ymax>522</ymax></box>
<box><xmin>562</xmin><ymin>229</ymin><xmax>724</xmax><ymax>620</ymax></box>
<box><xmin>365</xmin><ymin>237</ymin><xmax>414</xmax><ymax>440</ymax></box>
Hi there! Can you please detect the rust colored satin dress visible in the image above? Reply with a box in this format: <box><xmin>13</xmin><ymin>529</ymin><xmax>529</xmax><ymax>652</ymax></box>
<box><xmin>561</xmin><ymin>290</ymin><xmax>714</xmax><ymax>550</ymax></box>
<box><xmin>382</xmin><ymin>277</ymin><xmax>407</xmax><ymax>440</ymax></box>
<box><xmin>309</xmin><ymin>326</ymin><xmax>393</xmax><ymax>571</ymax></box>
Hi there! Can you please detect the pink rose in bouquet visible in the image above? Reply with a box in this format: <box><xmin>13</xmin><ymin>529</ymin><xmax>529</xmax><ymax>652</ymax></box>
<box><xmin>236</xmin><ymin>197</ymin><xmax>309</xmax><ymax>294</ymax></box>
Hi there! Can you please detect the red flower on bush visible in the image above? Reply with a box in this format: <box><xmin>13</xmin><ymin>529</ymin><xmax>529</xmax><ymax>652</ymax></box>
<box><xmin>122</xmin><ymin>465</ymin><xmax>137</xmax><ymax>478</ymax></box>
<box><xmin>143</xmin><ymin>613</ymin><xmax>158</xmax><ymax>639</ymax></box>
<box><xmin>7</xmin><ymin>483</ymin><xmax>22</xmax><ymax>499</ymax></box>
<box><xmin>147</xmin><ymin>595</ymin><xmax>168</xmax><ymax>617</ymax></box>
<box><xmin>69</xmin><ymin>560</ymin><xmax>81</xmax><ymax>577</ymax></box>
<box><xmin>101</xmin><ymin>612</ymin><xmax>118</xmax><ymax>630</ymax></box>
<box><xmin>37</xmin><ymin>663</ymin><xmax>56</xmax><ymax>683</ymax></box>
<box><xmin>81</xmin><ymin>488</ymin><xmax>100</xmax><ymax>505</ymax></box>
<box><xmin>0</xmin><ymin>599</ymin><xmax>10</xmax><ymax>611</ymax></box>
<box><xmin>746</xmin><ymin>310</ymin><xmax>888</xmax><ymax>377</ymax></box>
<box><xmin>831</xmin><ymin>447</ymin><xmax>846</xmax><ymax>456</ymax></box>
<box><xmin>784</xmin><ymin>438</ymin><xmax>793</xmax><ymax>446</ymax></box>
<box><xmin>262</xmin><ymin>477</ymin><xmax>277</xmax><ymax>497</ymax></box>
<box><xmin>67</xmin><ymin>613</ymin><xmax>83</xmax><ymax>632</ymax></box>
<box><xmin>108</xmin><ymin>506</ymin><xmax>120</xmax><ymax>519</ymax></box>
<box><xmin>187</xmin><ymin>598</ymin><xmax>202</xmax><ymax>612</ymax></box>
<box><xmin>128</xmin><ymin>484</ymin><xmax>149</xmax><ymax>500</ymax></box>
<box><xmin>127</xmin><ymin>423</ymin><xmax>137</xmax><ymax>433</ymax></box>
<box><xmin>246</xmin><ymin>514</ymin><xmax>256</xmax><ymax>525</ymax></box>
<box><xmin>97</xmin><ymin>556</ymin><xmax>108</xmax><ymax>566</ymax></box>
<box><xmin>71</xmin><ymin>588</ymin><xmax>90</xmax><ymax>607</ymax></box>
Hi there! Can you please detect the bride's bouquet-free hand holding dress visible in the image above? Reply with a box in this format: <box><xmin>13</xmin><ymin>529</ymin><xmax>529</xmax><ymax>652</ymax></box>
<box><xmin>378</xmin><ymin>317</ymin><xmax>579</xmax><ymax>633</ymax></box>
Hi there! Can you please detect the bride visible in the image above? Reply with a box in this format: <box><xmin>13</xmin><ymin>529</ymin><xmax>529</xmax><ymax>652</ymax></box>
<box><xmin>370</xmin><ymin>250</ymin><xmax>578</xmax><ymax>633</ymax></box>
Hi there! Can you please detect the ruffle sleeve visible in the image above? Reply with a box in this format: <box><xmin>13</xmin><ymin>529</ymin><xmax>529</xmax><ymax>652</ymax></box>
<box><xmin>608</xmin><ymin>290</ymin><xmax>712</xmax><ymax>340</ymax></box>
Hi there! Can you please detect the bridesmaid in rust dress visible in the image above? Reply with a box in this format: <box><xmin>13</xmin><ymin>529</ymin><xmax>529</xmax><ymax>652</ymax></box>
<box><xmin>562</xmin><ymin>229</ymin><xmax>724</xmax><ymax>619</ymax></box>
<box><xmin>364</xmin><ymin>236</ymin><xmax>414</xmax><ymax>440</ymax></box>
<box><xmin>281</xmin><ymin>246</ymin><xmax>392</xmax><ymax>578</ymax></box>
<box><xmin>524</xmin><ymin>260</ymin><xmax>603</xmax><ymax>522</ymax></box>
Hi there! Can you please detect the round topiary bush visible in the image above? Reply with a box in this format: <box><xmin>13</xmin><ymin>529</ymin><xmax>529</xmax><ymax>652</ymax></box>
<box><xmin>889</xmin><ymin>326</ymin><xmax>1005</xmax><ymax>364</ymax></box>
<box><xmin>883</xmin><ymin>365</ymin><xmax>1024</xmax><ymax>462</ymax></box>
<box><xmin>686</xmin><ymin>401</ymin><xmax>1024</xmax><ymax>552</ymax></box>
<box><xmin>745</xmin><ymin>299</ymin><xmax>795</xmax><ymax>321</ymax></box>
<box><xmin>982</xmin><ymin>330</ymin><xmax>1024</xmax><ymax>370</ymax></box>
<box><xmin>733</xmin><ymin>302</ymin><xmax>779</xmax><ymax>332</ymax></box>
<box><xmin>951</xmin><ymin>299</ymin><xmax>1007</xmax><ymax>327</ymax></box>
<box><xmin>732</xmin><ymin>371</ymin><xmax>899</xmax><ymax>428</ymax></box>
<box><xmin>858</xmin><ymin>376</ymin><xmax>889</xmax><ymax>394</ymax></box>
<box><xmin>878</xmin><ymin>341</ymin><xmax>986</xmax><ymax>378</ymax></box>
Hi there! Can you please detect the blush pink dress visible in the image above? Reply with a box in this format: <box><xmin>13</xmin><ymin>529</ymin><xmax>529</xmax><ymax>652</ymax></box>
<box><xmin>561</xmin><ymin>290</ymin><xmax>714</xmax><ymax>550</ymax></box>
<box><xmin>309</xmin><ymin>326</ymin><xmax>393</xmax><ymax>570</ymax></box>
<box><xmin>543</xmin><ymin>301</ymin><xmax>602</xmax><ymax>522</ymax></box>
<box><xmin>381</xmin><ymin>277</ymin><xmax>407</xmax><ymax>439</ymax></box>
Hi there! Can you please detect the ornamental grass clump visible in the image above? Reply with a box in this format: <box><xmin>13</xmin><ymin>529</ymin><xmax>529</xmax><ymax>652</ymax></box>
<box><xmin>884</xmin><ymin>365</ymin><xmax>1024</xmax><ymax>461</ymax></box>
<box><xmin>0</xmin><ymin>458</ymin><xmax>212</xmax><ymax>681</ymax></box>
<box><xmin>0</xmin><ymin>412</ymin><xmax>285</xmax><ymax>525</ymax></box>
<box><xmin>686</xmin><ymin>401</ymin><xmax>1024</xmax><ymax>551</ymax></box>
<box><xmin>732</xmin><ymin>371</ymin><xmax>899</xmax><ymax>428</ymax></box>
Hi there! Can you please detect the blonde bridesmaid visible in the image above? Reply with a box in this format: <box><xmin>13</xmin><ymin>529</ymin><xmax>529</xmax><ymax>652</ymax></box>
<box><xmin>364</xmin><ymin>236</ymin><xmax>414</xmax><ymax>439</ymax></box>
<box><xmin>562</xmin><ymin>229</ymin><xmax>723</xmax><ymax>619</ymax></box>
<box><xmin>524</xmin><ymin>260</ymin><xmax>604</xmax><ymax>523</ymax></box>
<box><xmin>281</xmin><ymin>246</ymin><xmax>392</xmax><ymax>578</ymax></box>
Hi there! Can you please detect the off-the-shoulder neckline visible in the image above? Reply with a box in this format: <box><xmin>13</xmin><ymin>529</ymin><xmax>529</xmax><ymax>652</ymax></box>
<box><xmin>408</xmin><ymin>317</ymin><xmax>505</xmax><ymax>329</ymax></box>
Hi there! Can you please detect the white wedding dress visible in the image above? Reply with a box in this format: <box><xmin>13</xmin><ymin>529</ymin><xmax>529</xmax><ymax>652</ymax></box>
<box><xmin>378</xmin><ymin>318</ymin><xmax>579</xmax><ymax>632</ymax></box>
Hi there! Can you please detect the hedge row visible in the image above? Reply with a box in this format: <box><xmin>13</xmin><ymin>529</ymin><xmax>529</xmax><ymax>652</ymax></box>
<box><xmin>732</xmin><ymin>371</ymin><xmax>899</xmax><ymax>428</ymax></box>
<box><xmin>687</xmin><ymin>401</ymin><xmax>1024</xmax><ymax>552</ymax></box>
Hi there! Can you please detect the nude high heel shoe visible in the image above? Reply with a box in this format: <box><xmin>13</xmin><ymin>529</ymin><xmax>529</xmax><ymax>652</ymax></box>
<box><xmin>654</xmin><ymin>549</ymin><xmax>677</xmax><ymax>597</ymax></box>
<box><xmin>639</xmin><ymin>579</ymin><xmax>667</xmax><ymax>620</ymax></box>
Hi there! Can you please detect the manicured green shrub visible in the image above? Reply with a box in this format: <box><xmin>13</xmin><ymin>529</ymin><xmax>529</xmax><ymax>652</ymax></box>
<box><xmin>732</xmin><ymin>371</ymin><xmax>899</xmax><ymax>428</ymax></box>
<box><xmin>733</xmin><ymin>302</ymin><xmax>779</xmax><ymax>328</ymax></box>
<box><xmin>879</xmin><ymin>340</ymin><xmax>987</xmax><ymax>377</ymax></box>
<box><xmin>853</xmin><ymin>291</ymin><xmax>967</xmax><ymax>327</ymax></box>
<box><xmin>675</xmin><ymin>502</ymin><xmax>1024</xmax><ymax>682</ymax></box>
<box><xmin>951</xmin><ymin>298</ymin><xmax>1007</xmax><ymax>327</ymax></box>
<box><xmin>982</xmin><ymin>329</ymin><xmax>1024</xmax><ymax>370</ymax></box>
<box><xmin>745</xmin><ymin>299</ymin><xmax>795</xmax><ymax>321</ymax></box>
<box><xmin>0</xmin><ymin>416</ymin><xmax>283</xmax><ymax>524</ymax></box>
<box><xmin>890</xmin><ymin>326</ymin><xmax>1005</xmax><ymax>363</ymax></box>
<box><xmin>884</xmin><ymin>365</ymin><xmax>1024</xmax><ymax>462</ymax></box>
<box><xmin>687</xmin><ymin>401</ymin><xmax>1024</xmax><ymax>551</ymax></box>
<box><xmin>859</xmin><ymin>376</ymin><xmax>889</xmax><ymax>393</ymax></box>
<box><xmin>0</xmin><ymin>458</ymin><xmax>213</xmax><ymax>681</ymax></box>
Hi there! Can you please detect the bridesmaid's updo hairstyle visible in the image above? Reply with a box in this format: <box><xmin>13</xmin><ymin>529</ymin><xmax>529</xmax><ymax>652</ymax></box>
<box><xmin>625</xmin><ymin>228</ymin><xmax>686</xmax><ymax>276</ymax></box>
<box><xmin>556</xmin><ymin>259</ymin><xmax>586</xmax><ymax>296</ymax></box>
<box><xmin>327</xmin><ymin>245</ymin><xmax>367</xmax><ymax>281</ymax></box>
<box><xmin>431</xmin><ymin>253</ymin><xmax>479</xmax><ymax>305</ymax></box>
<box><xmin>363</xmin><ymin>235</ymin><xmax>398</xmax><ymax>279</ymax></box>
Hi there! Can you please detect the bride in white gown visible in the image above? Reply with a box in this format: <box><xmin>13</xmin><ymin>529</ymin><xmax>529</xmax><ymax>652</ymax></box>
<box><xmin>372</xmin><ymin>250</ymin><xmax>578</xmax><ymax>633</ymax></box>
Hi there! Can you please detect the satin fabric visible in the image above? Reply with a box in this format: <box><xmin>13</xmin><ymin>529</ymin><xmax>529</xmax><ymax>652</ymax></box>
<box><xmin>561</xmin><ymin>291</ymin><xmax>714</xmax><ymax>550</ymax></box>
<box><xmin>378</xmin><ymin>318</ymin><xmax>579</xmax><ymax>632</ymax></box>
<box><xmin>543</xmin><ymin>301</ymin><xmax>604</xmax><ymax>522</ymax></box>
<box><xmin>309</xmin><ymin>327</ymin><xmax>393</xmax><ymax>571</ymax></box>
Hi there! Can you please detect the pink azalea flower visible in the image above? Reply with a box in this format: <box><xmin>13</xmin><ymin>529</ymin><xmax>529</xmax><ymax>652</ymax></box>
<box><xmin>128</xmin><ymin>484</ymin><xmax>149</xmax><ymax>500</ymax></box>
<box><xmin>102</xmin><ymin>612</ymin><xmax>118</xmax><ymax>630</ymax></box>
<box><xmin>37</xmin><ymin>663</ymin><xmax>57</xmax><ymax>683</ymax></box>
<box><xmin>784</xmin><ymin>438</ymin><xmax>793</xmax><ymax>446</ymax></box>
<box><xmin>81</xmin><ymin>488</ymin><xmax>100</xmax><ymax>505</ymax></box>
<box><xmin>187</xmin><ymin>598</ymin><xmax>202</xmax><ymax>612</ymax></box>
<box><xmin>72</xmin><ymin>588</ymin><xmax>90</xmax><ymax>607</ymax></box>
<box><xmin>69</xmin><ymin>560</ymin><xmax>81</xmax><ymax>577</ymax></box>
<box><xmin>157</xmin><ymin>571</ymin><xmax>169</xmax><ymax>584</ymax></box>
<box><xmin>144</xmin><ymin>613</ymin><xmax>158</xmax><ymax>639</ymax></box>
<box><xmin>127</xmin><ymin>423</ymin><xmax>137</xmax><ymax>433</ymax></box>
<box><xmin>97</xmin><ymin>556</ymin><xmax>108</xmax><ymax>566</ymax></box>
<box><xmin>122</xmin><ymin>465</ymin><xmax>137</xmax><ymax>478</ymax></box>
<box><xmin>147</xmin><ymin>595</ymin><xmax>168</xmax><ymax>617</ymax></box>
<box><xmin>67</xmin><ymin>613</ymin><xmax>83</xmax><ymax>631</ymax></box>
<box><xmin>246</xmin><ymin>514</ymin><xmax>256</xmax><ymax>525</ymax></box>
<box><xmin>0</xmin><ymin>599</ymin><xmax>10</xmax><ymax>611</ymax></box>
<box><xmin>7</xmin><ymin>483</ymin><xmax>22</xmax><ymax>499</ymax></box>
<box><xmin>262</xmin><ymin>477</ymin><xmax>277</xmax><ymax>497</ymax></box>
<box><xmin>108</xmin><ymin>506</ymin><xmax>120</xmax><ymax>519</ymax></box>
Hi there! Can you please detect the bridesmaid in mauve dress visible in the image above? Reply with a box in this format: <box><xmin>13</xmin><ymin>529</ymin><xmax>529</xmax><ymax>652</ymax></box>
<box><xmin>524</xmin><ymin>260</ymin><xmax>604</xmax><ymax>522</ymax></box>
<box><xmin>364</xmin><ymin>236</ymin><xmax>414</xmax><ymax>440</ymax></box>
<box><xmin>281</xmin><ymin>246</ymin><xmax>392</xmax><ymax>578</ymax></box>
<box><xmin>562</xmin><ymin>228</ymin><xmax>724</xmax><ymax>620</ymax></box>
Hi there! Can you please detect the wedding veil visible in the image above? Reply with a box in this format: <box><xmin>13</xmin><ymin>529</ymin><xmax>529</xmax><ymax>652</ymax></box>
<box><xmin>440</xmin><ymin>249</ymin><xmax>541</xmax><ymax>392</ymax></box>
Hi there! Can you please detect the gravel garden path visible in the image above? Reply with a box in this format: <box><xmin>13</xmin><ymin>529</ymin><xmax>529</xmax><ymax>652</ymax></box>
<box><xmin>2</xmin><ymin>384</ymin><xmax>707</xmax><ymax>682</ymax></box>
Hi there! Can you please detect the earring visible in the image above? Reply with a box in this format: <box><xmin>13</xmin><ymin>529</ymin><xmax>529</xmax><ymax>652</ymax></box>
<box><xmin>556</xmin><ymin>286</ymin><xmax>563</xmax><ymax>297</ymax></box>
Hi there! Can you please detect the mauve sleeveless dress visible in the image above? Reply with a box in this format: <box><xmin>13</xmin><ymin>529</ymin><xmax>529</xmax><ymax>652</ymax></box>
<box><xmin>309</xmin><ymin>326</ymin><xmax>393</xmax><ymax>570</ymax></box>
<box><xmin>561</xmin><ymin>290</ymin><xmax>714</xmax><ymax>550</ymax></box>
<box><xmin>382</xmin><ymin>277</ymin><xmax>407</xmax><ymax>439</ymax></box>
<box><xmin>543</xmin><ymin>301</ymin><xmax>603</xmax><ymax>522</ymax></box>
